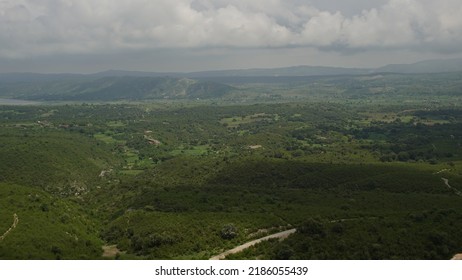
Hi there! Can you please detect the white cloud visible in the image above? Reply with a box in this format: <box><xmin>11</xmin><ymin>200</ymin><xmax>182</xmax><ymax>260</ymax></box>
<box><xmin>299</xmin><ymin>11</ymin><xmax>344</xmax><ymax>46</ymax></box>
<box><xmin>0</xmin><ymin>0</ymin><xmax>462</xmax><ymax>59</ymax></box>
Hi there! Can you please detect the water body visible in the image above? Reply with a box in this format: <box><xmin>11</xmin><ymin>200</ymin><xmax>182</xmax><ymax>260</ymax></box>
<box><xmin>0</xmin><ymin>98</ymin><xmax>40</xmax><ymax>105</ymax></box>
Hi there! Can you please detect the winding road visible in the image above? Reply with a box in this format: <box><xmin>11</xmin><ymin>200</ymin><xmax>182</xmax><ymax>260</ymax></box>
<box><xmin>442</xmin><ymin>178</ymin><xmax>462</xmax><ymax>196</ymax></box>
<box><xmin>210</xmin><ymin>228</ymin><xmax>296</xmax><ymax>260</ymax></box>
<box><xmin>0</xmin><ymin>214</ymin><xmax>19</xmax><ymax>241</ymax></box>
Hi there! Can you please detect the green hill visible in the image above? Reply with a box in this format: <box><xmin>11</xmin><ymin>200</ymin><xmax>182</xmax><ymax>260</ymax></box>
<box><xmin>0</xmin><ymin>183</ymin><xmax>103</xmax><ymax>259</ymax></box>
<box><xmin>0</xmin><ymin>76</ymin><xmax>235</xmax><ymax>101</ymax></box>
<box><xmin>0</xmin><ymin>127</ymin><xmax>119</xmax><ymax>195</ymax></box>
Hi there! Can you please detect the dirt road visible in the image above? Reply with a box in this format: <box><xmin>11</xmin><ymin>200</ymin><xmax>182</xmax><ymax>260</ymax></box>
<box><xmin>442</xmin><ymin>178</ymin><xmax>462</xmax><ymax>196</ymax></box>
<box><xmin>209</xmin><ymin>228</ymin><xmax>296</xmax><ymax>260</ymax></box>
<box><xmin>0</xmin><ymin>214</ymin><xmax>19</xmax><ymax>241</ymax></box>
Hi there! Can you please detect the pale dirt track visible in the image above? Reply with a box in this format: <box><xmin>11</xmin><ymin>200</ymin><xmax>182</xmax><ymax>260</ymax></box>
<box><xmin>0</xmin><ymin>214</ymin><xmax>19</xmax><ymax>241</ymax></box>
<box><xmin>442</xmin><ymin>178</ymin><xmax>462</xmax><ymax>196</ymax></box>
<box><xmin>210</xmin><ymin>228</ymin><xmax>296</xmax><ymax>260</ymax></box>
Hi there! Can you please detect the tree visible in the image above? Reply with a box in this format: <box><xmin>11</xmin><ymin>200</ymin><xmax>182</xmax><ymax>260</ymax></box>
<box><xmin>298</xmin><ymin>218</ymin><xmax>326</xmax><ymax>239</ymax></box>
<box><xmin>220</xmin><ymin>224</ymin><xmax>238</xmax><ymax>240</ymax></box>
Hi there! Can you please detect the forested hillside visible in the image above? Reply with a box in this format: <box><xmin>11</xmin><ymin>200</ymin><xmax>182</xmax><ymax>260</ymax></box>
<box><xmin>0</xmin><ymin>77</ymin><xmax>234</xmax><ymax>101</ymax></box>
<box><xmin>1</xmin><ymin>94</ymin><xmax>461</xmax><ymax>259</ymax></box>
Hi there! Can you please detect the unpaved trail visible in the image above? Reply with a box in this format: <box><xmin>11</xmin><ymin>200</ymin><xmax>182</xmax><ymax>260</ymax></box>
<box><xmin>210</xmin><ymin>228</ymin><xmax>296</xmax><ymax>260</ymax></box>
<box><xmin>329</xmin><ymin>217</ymin><xmax>376</xmax><ymax>223</ymax></box>
<box><xmin>0</xmin><ymin>214</ymin><xmax>19</xmax><ymax>241</ymax></box>
<box><xmin>442</xmin><ymin>178</ymin><xmax>462</xmax><ymax>196</ymax></box>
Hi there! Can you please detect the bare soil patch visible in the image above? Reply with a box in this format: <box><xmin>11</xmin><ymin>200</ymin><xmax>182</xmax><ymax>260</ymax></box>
<box><xmin>102</xmin><ymin>245</ymin><xmax>122</xmax><ymax>258</ymax></box>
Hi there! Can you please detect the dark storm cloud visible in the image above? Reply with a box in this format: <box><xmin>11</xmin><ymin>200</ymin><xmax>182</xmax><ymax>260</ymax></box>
<box><xmin>0</xmin><ymin>0</ymin><xmax>461</xmax><ymax>72</ymax></box>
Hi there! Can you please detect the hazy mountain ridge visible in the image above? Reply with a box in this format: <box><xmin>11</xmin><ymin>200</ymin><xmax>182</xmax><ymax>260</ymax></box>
<box><xmin>374</xmin><ymin>58</ymin><xmax>462</xmax><ymax>74</ymax></box>
<box><xmin>187</xmin><ymin>65</ymin><xmax>371</xmax><ymax>77</ymax></box>
<box><xmin>2</xmin><ymin>58</ymin><xmax>462</xmax><ymax>81</ymax></box>
<box><xmin>1</xmin><ymin>58</ymin><xmax>461</xmax><ymax>101</ymax></box>
<box><xmin>0</xmin><ymin>76</ymin><xmax>235</xmax><ymax>101</ymax></box>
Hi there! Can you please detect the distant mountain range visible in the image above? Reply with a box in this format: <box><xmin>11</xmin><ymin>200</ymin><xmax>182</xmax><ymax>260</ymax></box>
<box><xmin>374</xmin><ymin>58</ymin><xmax>462</xmax><ymax>74</ymax></box>
<box><xmin>89</xmin><ymin>58</ymin><xmax>462</xmax><ymax>78</ymax></box>
<box><xmin>0</xmin><ymin>76</ymin><xmax>234</xmax><ymax>101</ymax></box>
<box><xmin>1</xmin><ymin>58</ymin><xmax>462</xmax><ymax>101</ymax></box>
<box><xmin>2</xmin><ymin>58</ymin><xmax>462</xmax><ymax>83</ymax></box>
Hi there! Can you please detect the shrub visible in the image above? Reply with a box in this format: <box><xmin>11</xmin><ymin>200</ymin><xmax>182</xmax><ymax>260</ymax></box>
<box><xmin>220</xmin><ymin>224</ymin><xmax>238</xmax><ymax>240</ymax></box>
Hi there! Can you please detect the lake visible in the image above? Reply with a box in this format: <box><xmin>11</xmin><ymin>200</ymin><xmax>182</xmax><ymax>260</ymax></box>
<box><xmin>0</xmin><ymin>98</ymin><xmax>40</xmax><ymax>105</ymax></box>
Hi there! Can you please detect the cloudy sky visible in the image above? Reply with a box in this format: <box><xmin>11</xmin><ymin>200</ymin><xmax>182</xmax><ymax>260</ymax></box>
<box><xmin>1</xmin><ymin>0</ymin><xmax>462</xmax><ymax>73</ymax></box>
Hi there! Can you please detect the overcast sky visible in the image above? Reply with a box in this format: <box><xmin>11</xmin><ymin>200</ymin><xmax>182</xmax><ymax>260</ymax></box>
<box><xmin>1</xmin><ymin>0</ymin><xmax>462</xmax><ymax>73</ymax></box>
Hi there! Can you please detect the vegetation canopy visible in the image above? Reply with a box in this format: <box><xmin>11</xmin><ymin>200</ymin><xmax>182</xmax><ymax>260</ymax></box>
<box><xmin>0</xmin><ymin>68</ymin><xmax>462</xmax><ymax>260</ymax></box>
